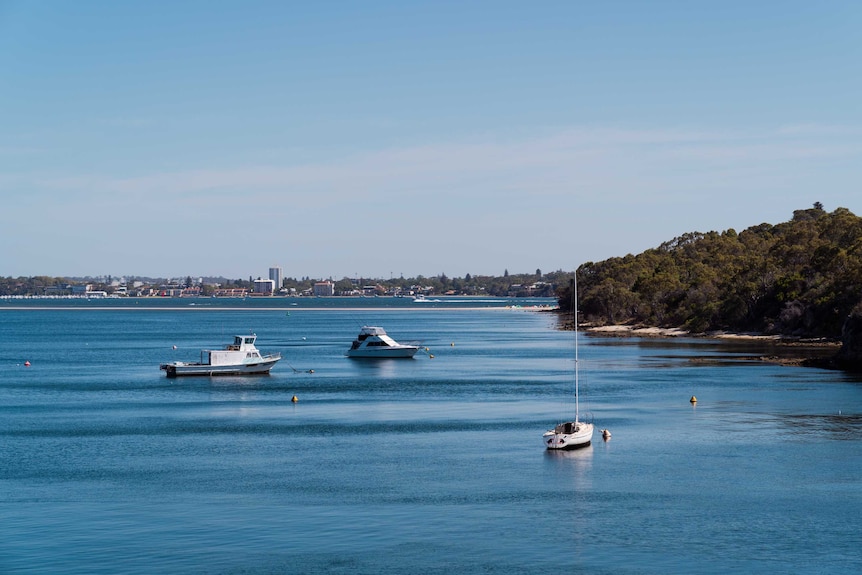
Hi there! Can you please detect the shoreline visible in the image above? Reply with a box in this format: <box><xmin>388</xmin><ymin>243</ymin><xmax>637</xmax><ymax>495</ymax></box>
<box><xmin>582</xmin><ymin>324</ymin><xmax>840</xmax><ymax>346</ymax></box>
<box><xmin>0</xmin><ymin>304</ymin><xmax>554</xmax><ymax>313</ymax></box>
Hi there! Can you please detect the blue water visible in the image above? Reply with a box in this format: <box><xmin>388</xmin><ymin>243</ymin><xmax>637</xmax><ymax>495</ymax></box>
<box><xmin>1</xmin><ymin>300</ymin><xmax>861</xmax><ymax>574</ymax></box>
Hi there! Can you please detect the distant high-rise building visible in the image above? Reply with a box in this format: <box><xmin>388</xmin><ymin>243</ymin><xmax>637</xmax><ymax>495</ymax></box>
<box><xmin>269</xmin><ymin>266</ymin><xmax>283</xmax><ymax>291</ymax></box>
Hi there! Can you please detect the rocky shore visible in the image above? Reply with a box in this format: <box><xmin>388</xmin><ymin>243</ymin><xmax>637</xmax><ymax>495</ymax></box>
<box><xmin>555</xmin><ymin>314</ymin><xmax>862</xmax><ymax>370</ymax></box>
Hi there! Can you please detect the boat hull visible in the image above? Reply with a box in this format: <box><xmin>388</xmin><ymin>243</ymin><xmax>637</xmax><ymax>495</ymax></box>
<box><xmin>346</xmin><ymin>347</ymin><xmax>418</xmax><ymax>358</ymax></box>
<box><xmin>160</xmin><ymin>358</ymin><xmax>280</xmax><ymax>378</ymax></box>
<box><xmin>543</xmin><ymin>422</ymin><xmax>594</xmax><ymax>450</ymax></box>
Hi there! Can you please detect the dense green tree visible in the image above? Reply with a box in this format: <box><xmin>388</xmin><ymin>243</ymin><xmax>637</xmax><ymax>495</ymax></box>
<box><xmin>566</xmin><ymin>205</ymin><xmax>862</xmax><ymax>339</ymax></box>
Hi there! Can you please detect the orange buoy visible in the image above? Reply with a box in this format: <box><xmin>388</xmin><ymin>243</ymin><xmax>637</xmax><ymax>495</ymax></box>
<box><xmin>690</xmin><ymin>396</ymin><xmax>697</xmax><ymax>404</ymax></box>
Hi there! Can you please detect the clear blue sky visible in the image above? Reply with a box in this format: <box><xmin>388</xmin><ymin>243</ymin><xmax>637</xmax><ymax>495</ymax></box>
<box><xmin>2</xmin><ymin>1</ymin><xmax>860</xmax><ymax>280</ymax></box>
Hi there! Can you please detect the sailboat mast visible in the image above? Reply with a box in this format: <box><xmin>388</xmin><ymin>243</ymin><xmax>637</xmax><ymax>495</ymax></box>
<box><xmin>574</xmin><ymin>273</ymin><xmax>580</xmax><ymax>424</ymax></box>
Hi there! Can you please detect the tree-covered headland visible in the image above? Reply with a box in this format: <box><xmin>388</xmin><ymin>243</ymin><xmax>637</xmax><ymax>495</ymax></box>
<box><xmin>559</xmin><ymin>204</ymin><xmax>862</xmax><ymax>341</ymax></box>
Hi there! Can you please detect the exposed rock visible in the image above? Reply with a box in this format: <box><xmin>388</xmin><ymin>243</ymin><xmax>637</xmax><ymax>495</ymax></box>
<box><xmin>833</xmin><ymin>312</ymin><xmax>862</xmax><ymax>370</ymax></box>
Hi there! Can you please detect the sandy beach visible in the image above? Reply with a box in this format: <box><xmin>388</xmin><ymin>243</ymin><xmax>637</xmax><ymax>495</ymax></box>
<box><xmin>584</xmin><ymin>323</ymin><xmax>839</xmax><ymax>345</ymax></box>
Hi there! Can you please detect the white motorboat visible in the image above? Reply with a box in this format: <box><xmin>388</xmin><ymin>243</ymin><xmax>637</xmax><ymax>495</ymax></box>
<box><xmin>543</xmin><ymin>274</ymin><xmax>594</xmax><ymax>450</ymax></box>
<box><xmin>346</xmin><ymin>326</ymin><xmax>419</xmax><ymax>358</ymax></box>
<box><xmin>412</xmin><ymin>294</ymin><xmax>440</xmax><ymax>302</ymax></box>
<box><xmin>160</xmin><ymin>334</ymin><xmax>281</xmax><ymax>377</ymax></box>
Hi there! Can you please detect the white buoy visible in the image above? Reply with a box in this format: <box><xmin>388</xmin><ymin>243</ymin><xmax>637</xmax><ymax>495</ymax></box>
<box><xmin>602</xmin><ymin>429</ymin><xmax>612</xmax><ymax>440</ymax></box>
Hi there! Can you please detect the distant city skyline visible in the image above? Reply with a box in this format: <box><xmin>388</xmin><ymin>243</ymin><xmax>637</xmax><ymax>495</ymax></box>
<box><xmin>2</xmin><ymin>2</ymin><xmax>860</xmax><ymax>279</ymax></box>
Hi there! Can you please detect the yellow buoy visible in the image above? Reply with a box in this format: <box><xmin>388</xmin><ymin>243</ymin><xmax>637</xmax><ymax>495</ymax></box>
<box><xmin>690</xmin><ymin>396</ymin><xmax>697</xmax><ymax>404</ymax></box>
<box><xmin>291</xmin><ymin>395</ymin><xmax>298</xmax><ymax>403</ymax></box>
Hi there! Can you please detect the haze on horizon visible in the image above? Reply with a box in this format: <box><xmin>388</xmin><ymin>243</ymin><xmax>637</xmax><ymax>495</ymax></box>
<box><xmin>1</xmin><ymin>1</ymin><xmax>860</xmax><ymax>281</ymax></box>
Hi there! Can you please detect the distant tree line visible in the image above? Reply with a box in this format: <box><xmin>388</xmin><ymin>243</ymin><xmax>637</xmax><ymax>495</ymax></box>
<box><xmin>559</xmin><ymin>204</ymin><xmax>862</xmax><ymax>339</ymax></box>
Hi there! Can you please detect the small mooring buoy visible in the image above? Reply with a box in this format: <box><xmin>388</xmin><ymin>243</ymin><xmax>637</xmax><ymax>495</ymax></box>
<box><xmin>690</xmin><ymin>396</ymin><xmax>697</xmax><ymax>404</ymax></box>
<box><xmin>172</xmin><ymin>345</ymin><xmax>177</xmax><ymax>350</ymax></box>
<box><xmin>291</xmin><ymin>395</ymin><xmax>298</xmax><ymax>403</ymax></box>
<box><xmin>24</xmin><ymin>360</ymin><xmax>31</xmax><ymax>367</ymax></box>
<box><xmin>602</xmin><ymin>429</ymin><xmax>612</xmax><ymax>440</ymax></box>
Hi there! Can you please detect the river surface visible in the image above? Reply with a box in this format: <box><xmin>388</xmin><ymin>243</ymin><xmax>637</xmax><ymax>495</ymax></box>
<box><xmin>1</xmin><ymin>298</ymin><xmax>861</xmax><ymax>574</ymax></box>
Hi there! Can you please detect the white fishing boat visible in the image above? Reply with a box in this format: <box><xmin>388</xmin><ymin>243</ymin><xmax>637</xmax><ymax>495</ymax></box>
<box><xmin>160</xmin><ymin>334</ymin><xmax>281</xmax><ymax>377</ymax></box>
<box><xmin>543</xmin><ymin>274</ymin><xmax>594</xmax><ymax>450</ymax></box>
<box><xmin>346</xmin><ymin>326</ymin><xmax>419</xmax><ymax>358</ymax></box>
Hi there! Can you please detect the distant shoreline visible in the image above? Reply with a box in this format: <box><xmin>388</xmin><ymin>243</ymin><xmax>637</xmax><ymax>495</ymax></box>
<box><xmin>0</xmin><ymin>304</ymin><xmax>555</xmax><ymax>312</ymax></box>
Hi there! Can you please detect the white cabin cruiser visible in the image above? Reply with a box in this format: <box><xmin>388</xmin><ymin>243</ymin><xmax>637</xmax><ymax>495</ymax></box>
<box><xmin>346</xmin><ymin>326</ymin><xmax>419</xmax><ymax>358</ymax></box>
<box><xmin>160</xmin><ymin>334</ymin><xmax>281</xmax><ymax>377</ymax></box>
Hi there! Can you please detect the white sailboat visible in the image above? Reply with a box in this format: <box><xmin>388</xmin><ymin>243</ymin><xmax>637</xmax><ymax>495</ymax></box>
<box><xmin>543</xmin><ymin>274</ymin><xmax>594</xmax><ymax>450</ymax></box>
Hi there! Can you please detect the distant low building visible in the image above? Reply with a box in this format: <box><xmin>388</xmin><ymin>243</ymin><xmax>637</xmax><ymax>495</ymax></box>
<box><xmin>253</xmin><ymin>278</ymin><xmax>275</xmax><ymax>295</ymax></box>
<box><xmin>313</xmin><ymin>281</ymin><xmax>335</xmax><ymax>296</ymax></box>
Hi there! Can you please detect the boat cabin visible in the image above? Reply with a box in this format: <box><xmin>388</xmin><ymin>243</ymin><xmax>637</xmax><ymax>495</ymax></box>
<box><xmin>555</xmin><ymin>422</ymin><xmax>580</xmax><ymax>434</ymax></box>
<box><xmin>227</xmin><ymin>335</ymin><xmax>258</xmax><ymax>351</ymax></box>
<box><xmin>205</xmin><ymin>335</ymin><xmax>263</xmax><ymax>366</ymax></box>
<box><xmin>350</xmin><ymin>326</ymin><xmax>398</xmax><ymax>350</ymax></box>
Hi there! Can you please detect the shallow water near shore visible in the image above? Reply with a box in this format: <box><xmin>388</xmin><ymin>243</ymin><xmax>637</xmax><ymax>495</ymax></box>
<box><xmin>1</xmin><ymin>300</ymin><xmax>861</xmax><ymax>574</ymax></box>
